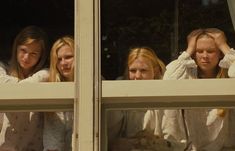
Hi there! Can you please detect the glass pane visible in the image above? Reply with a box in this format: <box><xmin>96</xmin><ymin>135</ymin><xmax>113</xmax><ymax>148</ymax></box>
<box><xmin>0</xmin><ymin>111</ymin><xmax>73</xmax><ymax>150</ymax></box>
<box><xmin>101</xmin><ymin>0</ymin><xmax>235</xmax><ymax>151</ymax></box>
<box><xmin>101</xmin><ymin>0</ymin><xmax>235</xmax><ymax>80</ymax></box>
<box><xmin>0</xmin><ymin>1</ymin><xmax>74</xmax><ymax>151</ymax></box>
<box><xmin>0</xmin><ymin>0</ymin><xmax>74</xmax><ymax>63</ymax></box>
<box><xmin>105</xmin><ymin>108</ymin><xmax>235</xmax><ymax>151</ymax></box>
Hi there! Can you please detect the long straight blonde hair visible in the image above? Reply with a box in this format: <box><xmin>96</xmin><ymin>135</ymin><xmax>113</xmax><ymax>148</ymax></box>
<box><xmin>49</xmin><ymin>36</ymin><xmax>74</xmax><ymax>82</ymax></box>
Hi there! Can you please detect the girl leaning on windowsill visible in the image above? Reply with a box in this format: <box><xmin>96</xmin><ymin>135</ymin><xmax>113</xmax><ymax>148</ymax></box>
<box><xmin>144</xmin><ymin>28</ymin><xmax>235</xmax><ymax>151</ymax></box>
<box><xmin>0</xmin><ymin>25</ymin><xmax>49</xmax><ymax>151</ymax></box>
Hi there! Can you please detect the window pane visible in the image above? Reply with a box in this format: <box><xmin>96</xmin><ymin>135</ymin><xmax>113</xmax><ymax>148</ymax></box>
<box><xmin>106</xmin><ymin>108</ymin><xmax>235</xmax><ymax>151</ymax></box>
<box><xmin>0</xmin><ymin>111</ymin><xmax>73</xmax><ymax>150</ymax></box>
<box><xmin>0</xmin><ymin>0</ymin><xmax>74</xmax><ymax>63</ymax></box>
<box><xmin>101</xmin><ymin>0</ymin><xmax>235</xmax><ymax>151</ymax></box>
<box><xmin>0</xmin><ymin>1</ymin><xmax>75</xmax><ymax>151</ymax></box>
<box><xmin>101</xmin><ymin>0</ymin><xmax>235</xmax><ymax>80</ymax></box>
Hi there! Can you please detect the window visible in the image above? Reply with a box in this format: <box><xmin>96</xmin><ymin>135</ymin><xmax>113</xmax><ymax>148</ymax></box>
<box><xmin>100</xmin><ymin>0</ymin><xmax>235</xmax><ymax>151</ymax></box>
<box><xmin>0</xmin><ymin>0</ymin><xmax>76</xmax><ymax>150</ymax></box>
<box><xmin>1</xmin><ymin>0</ymin><xmax>235</xmax><ymax>151</ymax></box>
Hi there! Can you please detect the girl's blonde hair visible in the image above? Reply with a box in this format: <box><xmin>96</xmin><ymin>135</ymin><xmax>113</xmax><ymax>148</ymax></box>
<box><xmin>189</xmin><ymin>28</ymin><xmax>228</xmax><ymax>78</ymax></box>
<box><xmin>189</xmin><ymin>28</ymin><xmax>228</xmax><ymax>117</ymax></box>
<box><xmin>124</xmin><ymin>47</ymin><xmax>166</xmax><ymax>79</ymax></box>
<box><xmin>49</xmin><ymin>36</ymin><xmax>74</xmax><ymax>82</ymax></box>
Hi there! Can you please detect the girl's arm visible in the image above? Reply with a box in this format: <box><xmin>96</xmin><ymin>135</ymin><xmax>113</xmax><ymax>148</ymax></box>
<box><xmin>218</xmin><ymin>48</ymin><xmax>235</xmax><ymax>78</ymax></box>
<box><xmin>0</xmin><ymin>62</ymin><xmax>18</xmax><ymax>83</ymax></box>
<box><xmin>163</xmin><ymin>52</ymin><xmax>197</xmax><ymax>80</ymax></box>
<box><xmin>163</xmin><ymin>30</ymin><xmax>201</xmax><ymax>80</ymax></box>
<box><xmin>19</xmin><ymin>69</ymin><xmax>49</xmax><ymax>83</ymax></box>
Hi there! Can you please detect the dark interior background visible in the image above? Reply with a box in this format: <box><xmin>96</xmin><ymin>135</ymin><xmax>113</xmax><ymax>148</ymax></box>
<box><xmin>101</xmin><ymin>0</ymin><xmax>235</xmax><ymax>80</ymax></box>
<box><xmin>0</xmin><ymin>0</ymin><xmax>74</xmax><ymax>63</ymax></box>
<box><xmin>0</xmin><ymin>0</ymin><xmax>234</xmax><ymax>80</ymax></box>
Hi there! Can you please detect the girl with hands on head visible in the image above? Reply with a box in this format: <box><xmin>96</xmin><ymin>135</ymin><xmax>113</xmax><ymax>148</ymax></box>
<box><xmin>161</xmin><ymin>28</ymin><xmax>235</xmax><ymax>151</ymax></box>
<box><xmin>186</xmin><ymin>28</ymin><xmax>230</xmax><ymax>56</ymax></box>
<box><xmin>164</xmin><ymin>28</ymin><xmax>235</xmax><ymax>79</ymax></box>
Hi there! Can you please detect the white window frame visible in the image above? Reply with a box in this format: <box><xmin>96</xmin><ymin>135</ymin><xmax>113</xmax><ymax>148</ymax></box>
<box><xmin>1</xmin><ymin>1</ymin><xmax>235</xmax><ymax>151</ymax></box>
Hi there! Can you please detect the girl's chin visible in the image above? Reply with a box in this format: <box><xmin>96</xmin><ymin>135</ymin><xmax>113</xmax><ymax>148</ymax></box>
<box><xmin>63</xmin><ymin>73</ymin><xmax>73</xmax><ymax>78</ymax></box>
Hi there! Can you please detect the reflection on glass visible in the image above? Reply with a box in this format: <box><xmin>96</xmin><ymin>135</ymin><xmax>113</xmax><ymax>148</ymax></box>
<box><xmin>44</xmin><ymin>36</ymin><xmax>74</xmax><ymax>151</ymax></box>
<box><xmin>102</xmin><ymin>0</ymin><xmax>235</xmax><ymax>151</ymax></box>
<box><xmin>107</xmin><ymin>108</ymin><xmax>235</xmax><ymax>151</ymax></box>
<box><xmin>101</xmin><ymin>0</ymin><xmax>234</xmax><ymax>80</ymax></box>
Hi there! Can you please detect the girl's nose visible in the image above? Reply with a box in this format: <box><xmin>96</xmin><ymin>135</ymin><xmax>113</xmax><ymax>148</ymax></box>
<box><xmin>23</xmin><ymin>53</ymin><xmax>30</xmax><ymax>60</ymax></box>
<box><xmin>61</xmin><ymin>58</ymin><xmax>67</xmax><ymax>65</ymax></box>
<box><xmin>202</xmin><ymin>51</ymin><xmax>208</xmax><ymax>58</ymax></box>
<box><xmin>134</xmin><ymin>70</ymin><xmax>142</xmax><ymax>80</ymax></box>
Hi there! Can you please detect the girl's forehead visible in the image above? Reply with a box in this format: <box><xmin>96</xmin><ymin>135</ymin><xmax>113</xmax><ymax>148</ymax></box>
<box><xmin>18</xmin><ymin>41</ymin><xmax>42</xmax><ymax>53</ymax></box>
<box><xmin>57</xmin><ymin>45</ymin><xmax>73</xmax><ymax>54</ymax></box>
<box><xmin>130</xmin><ymin>57</ymin><xmax>152</xmax><ymax>67</ymax></box>
<box><xmin>197</xmin><ymin>36</ymin><xmax>216</xmax><ymax>46</ymax></box>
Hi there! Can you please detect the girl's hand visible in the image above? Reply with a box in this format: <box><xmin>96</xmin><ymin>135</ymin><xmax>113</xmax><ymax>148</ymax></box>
<box><xmin>206</xmin><ymin>28</ymin><xmax>231</xmax><ymax>54</ymax></box>
<box><xmin>186</xmin><ymin>29</ymin><xmax>202</xmax><ymax>56</ymax></box>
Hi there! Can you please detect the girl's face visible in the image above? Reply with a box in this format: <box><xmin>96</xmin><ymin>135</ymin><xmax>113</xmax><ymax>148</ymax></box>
<box><xmin>56</xmin><ymin>45</ymin><xmax>74</xmax><ymax>81</ymax></box>
<box><xmin>17</xmin><ymin>41</ymin><xmax>42</xmax><ymax>74</ymax></box>
<box><xmin>128</xmin><ymin>56</ymin><xmax>155</xmax><ymax>80</ymax></box>
<box><xmin>195</xmin><ymin>37</ymin><xmax>221</xmax><ymax>76</ymax></box>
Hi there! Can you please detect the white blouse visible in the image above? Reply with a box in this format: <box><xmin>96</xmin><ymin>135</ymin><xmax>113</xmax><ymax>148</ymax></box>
<box><xmin>144</xmin><ymin>49</ymin><xmax>235</xmax><ymax>151</ymax></box>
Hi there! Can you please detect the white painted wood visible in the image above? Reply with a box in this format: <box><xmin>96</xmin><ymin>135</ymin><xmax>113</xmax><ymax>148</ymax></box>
<box><xmin>94</xmin><ymin>0</ymin><xmax>101</xmax><ymax>150</ymax></box>
<box><xmin>77</xmin><ymin>0</ymin><xmax>94</xmax><ymax>150</ymax></box>
<box><xmin>102</xmin><ymin>79</ymin><xmax>235</xmax><ymax>108</ymax></box>
<box><xmin>101</xmin><ymin>79</ymin><xmax>235</xmax><ymax>151</ymax></box>
<box><xmin>0</xmin><ymin>82</ymin><xmax>73</xmax><ymax>100</ymax></box>
<box><xmin>73</xmin><ymin>0</ymin><xmax>79</xmax><ymax>150</ymax></box>
<box><xmin>228</xmin><ymin>0</ymin><xmax>235</xmax><ymax>31</ymax></box>
<box><xmin>0</xmin><ymin>82</ymin><xmax>74</xmax><ymax>111</ymax></box>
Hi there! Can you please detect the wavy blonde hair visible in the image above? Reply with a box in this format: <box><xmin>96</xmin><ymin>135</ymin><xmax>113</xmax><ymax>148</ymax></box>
<box><xmin>124</xmin><ymin>47</ymin><xmax>166</xmax><ymax>79</ymax></box>
<box><xmin>49</xmin><ymin>36</ymin><xmax>74</xmax><ymax>82</ymax></box>
<box><xmin>188</xmin><ymin>28</ymin><xmax>228</xmax><ymax>117</ymax></box>
<box><xmin>189</xmin><ymin>28</ymin><xmax>228</xmax><ymax>78</ymax></box>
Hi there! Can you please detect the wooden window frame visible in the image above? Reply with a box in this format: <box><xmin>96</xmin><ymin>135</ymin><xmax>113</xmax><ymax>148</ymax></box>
<box><xmin>1</xmin><ymin>1</ymin><xmax>235</xmax><ymax>151</ymax></box>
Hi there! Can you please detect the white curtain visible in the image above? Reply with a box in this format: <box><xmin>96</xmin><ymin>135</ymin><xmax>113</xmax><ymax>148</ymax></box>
<box><xmin>227</xmin><ymin>0</ymin><xmax>235</xmax><ymax>31</ymax></box>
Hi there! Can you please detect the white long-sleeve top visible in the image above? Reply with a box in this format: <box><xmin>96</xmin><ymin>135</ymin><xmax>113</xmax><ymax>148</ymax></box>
<box><xmin>0</xmin><ymin>62</ymin><xmax>49</xmax><ymax>151</ymax></box>
<box><xmin>163</xmin><ymin>49</ymin><xmax>235</xmax><ymax>80</ymax></box>
<box><xmin>107</xmin><ymin>110</ymin><xmax>147</xmax><ymax>146</ymax></box>
<box><xmin>144</xmin><ymin>50</ymin><xmax>235</xmax><ymax>151</ymax></box>
<box><xmin>43</xmin><ymin>112</ymin><xmax>73</xmax><ymax>151</ymax></box>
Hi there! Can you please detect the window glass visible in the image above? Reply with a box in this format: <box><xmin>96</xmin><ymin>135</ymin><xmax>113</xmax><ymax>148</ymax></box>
<box><xmin>0</xmin><ymin>1</ymin><xmax>74</xmax><ymax>151</ymax></box>
<box><xmin>101</xmin><ymin>0</ymin><xmax>235</xmax><ymax>151</ymax></box>
<box><xmin>0</xmin><ymin>0</ymin><xmax>74</xmax><ymax>63</ymax></box>
<box><xmin>101</xmin><ymin>0</ymin><xmax>235</xmax><ymax>80</ymax></box>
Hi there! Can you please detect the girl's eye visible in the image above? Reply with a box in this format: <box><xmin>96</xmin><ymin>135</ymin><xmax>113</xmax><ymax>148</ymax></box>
<box><xmin>31</xmin><ymin>53</ymin><xmax>38</xmax><ymax>57</ymax></box>
<box><xmin>58</xmin><ymin>58</ymin><xmax>62</xmax><ymax>62</ymax></box>
<box><xmin>196</xmin><ymin>50</ymin><xmax>203</xmax><ymax>53</ymax></box>
<box><xmin>207</xmin><ymin>50</ymin><xmax>214</xmax><ymax>54</ymax></box>
<box><xmin>140</xmin><ymin>69</ymin><xmax>147</xmax><ymax>72</ymax></box>
<box><xmin>20</xmin><ymin>49</ymin><xmax>27</xmax><ymax>53</ymax></box>
<box><xmin>129</xmin><ymin>69</ymin><xmax>136</xmax><ymax>73</ymax></box>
